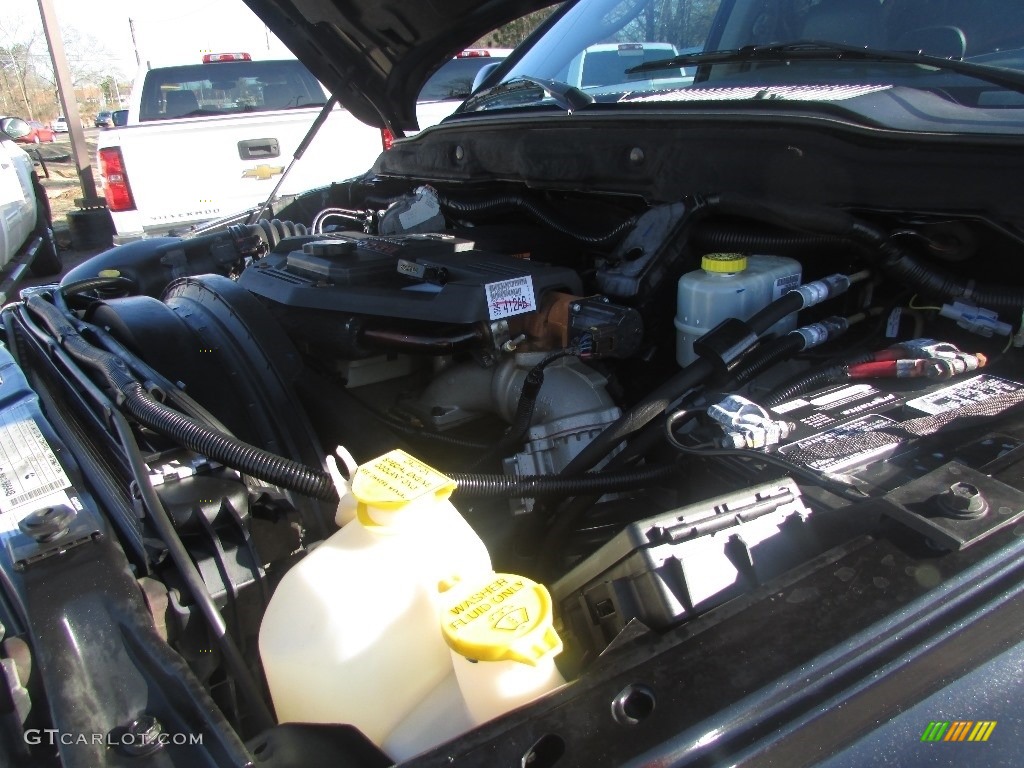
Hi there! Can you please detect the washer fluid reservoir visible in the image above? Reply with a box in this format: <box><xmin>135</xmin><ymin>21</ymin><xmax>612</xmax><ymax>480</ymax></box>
<box><xmin>258</xmin><ymin>449</ymin><xmax>492</xmax><ymax>745</ymax></box>
<box><xmin>383</xmin><ymin>572</ymin><xmax>565</xmax><ymax>761</ymax></box>
<box><xmin>674</xmin><ymin>253</ymin><xmax>802</xmax><ymax>366</ymax></box>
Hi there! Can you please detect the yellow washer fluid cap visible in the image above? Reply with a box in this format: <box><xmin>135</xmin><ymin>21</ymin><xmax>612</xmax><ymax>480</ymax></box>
<box><xmin>701</xmin><ymin>252</ymin><xmax>748</xmax><ymax>273</ymax></box>
<box><xmin>351</xmin><ymin>449</ymin><xmax>457</xmax><ymax>528</ymax></box>
<box><xmin>440</xmin><ymin>573</ymin><xmax>563</xmax><ymax>666</ymax></box>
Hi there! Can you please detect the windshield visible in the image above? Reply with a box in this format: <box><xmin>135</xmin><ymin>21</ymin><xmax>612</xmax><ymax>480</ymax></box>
<box><xmin>468</xmin><ymin>0</ymin><xmax>1024</xmax><ymax>127</ymax></box>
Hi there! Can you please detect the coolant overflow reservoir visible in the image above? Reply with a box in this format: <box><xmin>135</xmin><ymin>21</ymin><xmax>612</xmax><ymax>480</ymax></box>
<box><xmin>258</xmin><ymin>449</ymin><xmax>492</xmax><ymax>746</ymax></box>
<box><xmin>674</xmin><ymin>253</ymin><xmax>802</xmax><ymax>366</ymax></box>
<box><xmin>440</xmin><ymin>572</ymin><xmax>565</xmax><ymax>723</ymax></box>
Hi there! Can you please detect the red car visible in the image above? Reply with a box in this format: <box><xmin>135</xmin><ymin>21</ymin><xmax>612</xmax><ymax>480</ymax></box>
<box><xmin>0</xmin><ymin>115</ymin><xmax>57</xmax><ymax>143</ymax></box>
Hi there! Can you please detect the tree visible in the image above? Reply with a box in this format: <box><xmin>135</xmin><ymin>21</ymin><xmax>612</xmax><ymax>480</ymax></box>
<box><xmin>478</xmin><ymin>9</ymin><xmax>560</xmax><ymax>49</ymax></box>
<box><xmin>0</xmin><ymin>18</ymin><xmax>43</xmax><ymax>118</ymax></box>
<box><xmin>0</xmin><ymin>16</ymin><xmax>127</xmax><ymax>119</ymax></box>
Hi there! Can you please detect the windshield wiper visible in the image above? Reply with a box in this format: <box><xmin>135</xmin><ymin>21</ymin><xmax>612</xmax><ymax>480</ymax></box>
<box><xmin>628</xmin><ymin>41</ymin><xmax>1024</xmax><ymax>96</ymax></box>
<box><xmin>462</xmin><ymin>76</ymin><xmax>595</xmax><ymax>113</ymax></box>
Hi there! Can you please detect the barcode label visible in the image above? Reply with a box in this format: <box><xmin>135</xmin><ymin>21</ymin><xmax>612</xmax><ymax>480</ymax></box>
<box><xmin>0</xmin><ymin>404</ymin><xmax>72</xmax><ymax>515</ymax></box>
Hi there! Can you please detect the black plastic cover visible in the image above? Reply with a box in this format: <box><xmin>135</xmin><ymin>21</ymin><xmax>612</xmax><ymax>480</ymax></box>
<box><xmin>240</xmin><ymin>232</ymin><xmax>583</xmax><ymax>323</ymax></box>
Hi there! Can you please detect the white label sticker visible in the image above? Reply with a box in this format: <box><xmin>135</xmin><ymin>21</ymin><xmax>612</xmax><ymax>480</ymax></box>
<box><xmin>809</xmin><ymin>384</ymin><xmax>875</xmax><ymax>408</ymax></box>
<box><xmin>0</xmin><ymin>405</ymin><xmax>72</xmax><ymax>516</ymax></box>
<box><xmin>773</xmin><ymin>273</ymin><xmax>801</xmax><ymax>300</ymax></box>
<box><xmin>905</xmin><ymin>375</ymin><xmax>1024</xmax><ymax>415</ymax></box>
<box><xmin>772</xmin><ymin>398</ymin><xmax>809</xmax><ymax>414</ymax></box>
<box><xmin>484</xmin><ymin>276</ymin><xmax>537</xmax><ymax>320</ymax></box>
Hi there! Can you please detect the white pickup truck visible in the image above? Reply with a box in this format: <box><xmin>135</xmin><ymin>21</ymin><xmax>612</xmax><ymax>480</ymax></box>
<box><xmin>97</xmin><ymin>53</ymin><xmax>385</xmax><ymax>244</ymax></box>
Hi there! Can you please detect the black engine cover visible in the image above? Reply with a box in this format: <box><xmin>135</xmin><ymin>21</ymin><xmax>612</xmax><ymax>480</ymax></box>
<box><xmin>237</xmin><ymin>232</ymin><xmax>583</xmax><ymax>323</ymax></box>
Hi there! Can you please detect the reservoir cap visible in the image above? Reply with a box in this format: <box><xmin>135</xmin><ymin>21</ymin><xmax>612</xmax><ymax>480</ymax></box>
<box><xmin>701</xmin><ymin>252</ymin><xmax>748</xmax><ymax>273</ymax></box>
<box><xmin>439</xmin><ymin>573</ymin><xmax>563</xmax><ymax>666</ymax></box>
<box><xmin>351</xmin><ymin>449</ymin><xmax>456</xmax><ymax>527</ymax></box>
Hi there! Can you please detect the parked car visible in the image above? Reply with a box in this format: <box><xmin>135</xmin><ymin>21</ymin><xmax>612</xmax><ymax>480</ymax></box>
<box><xmin>94</xmin><ymin>110</ymin><xmax>113</xmax><ymax>128</ymax></box>
<box><xmin>4</xmin><ymin>0</ymin><xmax>1024</xmax><ymax>766</ymax></box>
<box><xmin>0</xmin><ymin>116</ymin><xmax>57</xmax><ymax>144</ymax></box>
<box><xmin>0</xmin><ymin>131</ymin><xmax>61</xmax><ymax>281</ymax></box>
<box><xmin>51</xmin><ymin>115</ymin><xmax>69</xmax><ymax>133</ymax></box>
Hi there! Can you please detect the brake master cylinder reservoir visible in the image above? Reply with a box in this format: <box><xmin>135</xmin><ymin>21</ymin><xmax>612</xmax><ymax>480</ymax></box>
<box><xmin>258</xmin><ymin>450</ymin><xmax>492</xmax><ymax>744</ymax></box>
<box><xmin>675</xmin><ymin>253</ymin><xmax>802</xmax><ymax>366</ymax></box>
<box><xmin>383</xmin><ymin>572</ymin><xmax>565</xmax><ymax>761</ymax></box>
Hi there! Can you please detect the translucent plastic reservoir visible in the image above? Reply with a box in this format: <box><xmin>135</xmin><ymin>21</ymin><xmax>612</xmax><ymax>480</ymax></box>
<box><xmin>258</xmin><ymin>450</ymin><xmax>492</xmax><ymax>745</ymax></box>
<box><xmin>382</xmin><ymin>572</ymin><xmax>566</xmax><ymax>761</ymax></box>
<box><xmin>674</xmin><ymin>253</ymin><xmax>802</xmax><ymax>366</ymax></box>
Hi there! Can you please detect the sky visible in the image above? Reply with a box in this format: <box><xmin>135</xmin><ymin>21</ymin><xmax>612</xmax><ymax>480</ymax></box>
<box><xmin>1</xmin><ymin>0</ymin><xmax>293</xmax><ymax>78</ymax></box>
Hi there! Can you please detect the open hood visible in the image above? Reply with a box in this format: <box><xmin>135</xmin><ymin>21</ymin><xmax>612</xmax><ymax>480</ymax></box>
<box><xmin>243</xmin><ymin>0</ymin><xmax>561</xmax><ymax>132</ymax></box>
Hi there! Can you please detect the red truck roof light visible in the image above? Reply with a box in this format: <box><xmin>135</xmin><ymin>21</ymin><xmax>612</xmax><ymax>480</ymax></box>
<box><xmin>99</xmin><ymin>147</ymin><xmax>136</xmax><ymax>212</ymax></box>
<box><xmin>456</xmin><ymin>49</ymin><xmax>491</xmax><ymax>58</ymax></box>
<box><xmin>202</xmin><ymin>52</ymin><xmax>252</xmax><ymax>63</ymax></box>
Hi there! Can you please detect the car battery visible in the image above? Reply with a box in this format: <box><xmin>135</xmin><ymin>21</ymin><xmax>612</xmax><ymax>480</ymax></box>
<box><xmin>551</xmin><ymin>478</ymin><xmax>828</xmax><ymax>669</ymax></box>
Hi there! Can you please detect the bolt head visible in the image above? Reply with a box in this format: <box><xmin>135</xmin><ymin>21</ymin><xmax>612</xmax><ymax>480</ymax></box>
<box><xmin>938</xmin><ymin>481</ymin><xmax>988</xmax><ymax>519</ymax></box>
<box><xmin>118</xmin><ymin>714</ymin><xmax>164</xmax><ymax>756</ymax></box>
<box><xmin>18</xmin><ymin>505</ymin><xmax>76</xmax><ymax>543</ymax></box>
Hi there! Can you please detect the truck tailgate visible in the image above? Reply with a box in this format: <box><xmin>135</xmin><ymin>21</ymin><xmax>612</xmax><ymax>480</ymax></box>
<box><xmin>105</xmin><ymin>107</ymin><xmax>382</xmax><ymax>235</ymax></box>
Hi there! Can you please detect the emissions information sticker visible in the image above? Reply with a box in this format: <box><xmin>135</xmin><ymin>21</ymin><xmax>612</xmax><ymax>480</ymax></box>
<box><xmin>905</xmin><ymin>375</ymin><xmax>1024</xmax><ymax>416</ymax></box>
<box><xmin>0</xmin><ymin>405</ymin><xmax>72</xmax><ymax>530</ymax></box>
<box><xmin>485</xmin><ymin>276</ymin><xmax>537</xmax><ymax>320</ymax></box>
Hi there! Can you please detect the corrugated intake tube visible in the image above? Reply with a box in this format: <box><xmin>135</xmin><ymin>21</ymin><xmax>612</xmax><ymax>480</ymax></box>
<box><xmin>26</xmin><ymin>294</ymin><xmax>335</xmax><ymax>500</ymax></box>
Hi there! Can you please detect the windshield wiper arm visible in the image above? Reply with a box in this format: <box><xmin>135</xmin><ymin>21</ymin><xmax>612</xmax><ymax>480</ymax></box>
<box><xmin>628</xmin><ymin>41</ymin><xmax>1024</xmax><ymax>96</ymax></box>
<box><xmin>462</xmin><ymin>76</ymin><xmax>595</xmax><ymax>113</ymax></box>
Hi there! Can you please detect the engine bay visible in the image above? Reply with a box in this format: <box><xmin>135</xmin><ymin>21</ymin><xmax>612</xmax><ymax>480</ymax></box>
<box><xmin>4</xmin><ymin>137</ymin><xmax>1024</xmax><ymax>765</ymax></box>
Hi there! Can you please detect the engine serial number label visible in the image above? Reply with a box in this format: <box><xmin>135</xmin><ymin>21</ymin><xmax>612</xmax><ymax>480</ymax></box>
<box><xmin>485</xmin><ymin>276</ymin><xmax>537</xmax><ymax>320</ymax></box>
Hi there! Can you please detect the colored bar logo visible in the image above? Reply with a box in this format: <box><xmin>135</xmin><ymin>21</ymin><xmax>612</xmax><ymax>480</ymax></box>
<box><xmin>921</xmin><ymin>721</ymin><xmax>996</xmax><ymax>742</ymax></box>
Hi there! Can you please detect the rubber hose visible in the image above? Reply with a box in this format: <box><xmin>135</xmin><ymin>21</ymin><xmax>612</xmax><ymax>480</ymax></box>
<box><xmin>436</xmin><ymin>192</ymin><xmax>636</xmax><ymax>246</ymax></box>
<box><xmin>881</xmin><ymin>243</ymin><xmax>1024</xmax><ymax>311</ymax></box>
<box><xmin>692</xmin><ymin>225</ymin><xmax>855</xmax><ymax>256</ymax></box>
<box><xmin>763</xmin><ymin>350</ymin><xmax>873</xmax><ymax>407</ymax></box>
<box><xmin>121</xmin><ymin>385</ymin><xmax>333</xmax><ymax>499</ymax></box>
<box><xmin>556</xmin><ymin>287</ymin><xmax>814</xmax><ymax>477</ymax></box>
<box><xmin>559</xmin><ymin>357</ymin><xmax>716</xmax><ymax>476</ymax></box>
<box><xmin>26</xmin><ymin>295</ymin><xmax>336</xmax><ymax>500</ymax></box>
<box><xmin>764</xmin><ymin>366</ymin><xmax>845</xmax><ymax>407</ymax></box>
<box><xmin>747</xmin><ymin>291</ymin><xmax>806</xmax><ymax>336</ymax></box>
<box><xmin>725</xmin><ymin>333</ymin><xmax>804</xmax><ymax>389</ymax></box>
<box><xmin>450</xmin><ymin>463</ymin><xmax>677</xmax><ymax>499</ymax></box>
<box><xmin>701</xmin><ymin>195</ymin><xmax>1024</xmax><ymax>310</ymax></box>
<box><xmin>704</xmin><ymin>193</ymin><xmax>862</xmax><ymax>236</ymax></box>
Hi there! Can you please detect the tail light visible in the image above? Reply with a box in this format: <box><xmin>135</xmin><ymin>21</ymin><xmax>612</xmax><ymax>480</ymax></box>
<box><xmin>99</xmin><ymin>147</ymin><xmax>136</xmax><ymax>212</ymax></box>
<box><xmin>381</xmin><ymin>128</ymin><xmax>395</xmax><ymax>151</ymax></box>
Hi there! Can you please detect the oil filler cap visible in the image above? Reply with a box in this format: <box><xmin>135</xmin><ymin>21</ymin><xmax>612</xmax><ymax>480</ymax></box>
<box><xmin>439</xmin><ymin>573</ymin><xmax>563</xmax><ymax>666</ymax></box>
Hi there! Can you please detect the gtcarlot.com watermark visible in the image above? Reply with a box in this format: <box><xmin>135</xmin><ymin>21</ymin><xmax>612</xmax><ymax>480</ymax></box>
<box><xmin>24</xmin><ymin>729</ymin><xmax>203</xmax><ymax>747</ymax></box>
